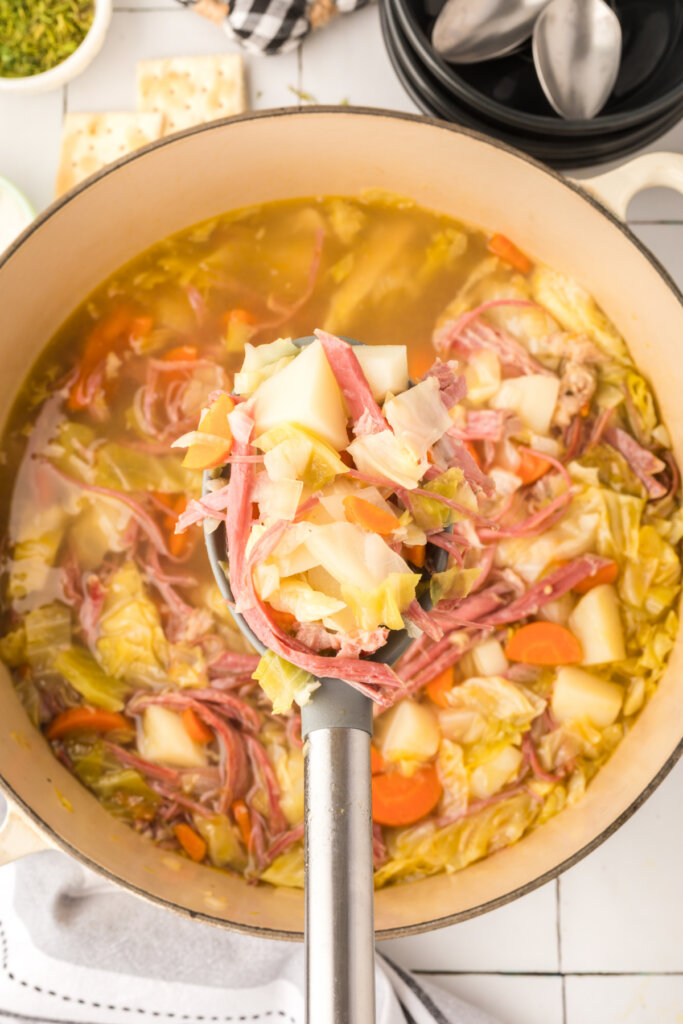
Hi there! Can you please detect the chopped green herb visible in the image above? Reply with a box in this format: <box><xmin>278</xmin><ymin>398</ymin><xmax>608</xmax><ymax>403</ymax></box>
<box><xmin>0</xmin><ymin>0</ymin><xmax>94</xmax><ymax>78</ymax></box>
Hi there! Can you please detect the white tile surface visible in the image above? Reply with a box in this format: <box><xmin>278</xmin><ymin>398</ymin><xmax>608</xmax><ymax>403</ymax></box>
<box><xmin>378</xmin><ymin>881</ymin><xmax>559</xmax><ymax>973</ymax></box>
<box><xmin>560</xmin><ymin>756</ymin><xmax>683</xmax><ymax>974</ymax></box>
<box><xmin>426</xmin><ymin>974</ymin><xmax>565</xmax><ymax>1024</ymax></box>
<box><xmin>0</xmin><ymin>89</ymin><xmax>65</xmax><ymax>211</ymax></box>
<box><xmin>300</xmin><ymin>5</ymin><xmax>419</xmax><ymax>112</ymax></box>
<box><xmin>566</xmin><ymin>976</ymin><xmax>683</xmax><ymax>1024</ymax></box>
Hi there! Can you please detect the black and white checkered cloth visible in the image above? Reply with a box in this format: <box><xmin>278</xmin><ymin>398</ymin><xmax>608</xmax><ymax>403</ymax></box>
<box><xmin>175</xmin><ymin>0</ymin><xmax>369</xmax><ymax>54</ymax></box>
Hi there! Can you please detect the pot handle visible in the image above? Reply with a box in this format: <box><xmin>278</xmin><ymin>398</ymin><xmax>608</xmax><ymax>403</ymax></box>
<box><xmin>0</xmin><ymin>801</ymin><xmax>52</xmax><ymax>866</ymax></box>
<box><xmin>579</xmin><ymin>153</ymin><xmax>683</xmax><ymax>220</ymax></box>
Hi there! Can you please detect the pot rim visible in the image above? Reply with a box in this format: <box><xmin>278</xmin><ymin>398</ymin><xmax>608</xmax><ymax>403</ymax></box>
<box><xmin>2</xmin><ymin>105</ymin><xmax>683</xmax><ymax>939</ymax></box>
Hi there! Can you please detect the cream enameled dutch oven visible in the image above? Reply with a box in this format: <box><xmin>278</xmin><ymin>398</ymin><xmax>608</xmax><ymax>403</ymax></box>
<box><xmin>2</xmin><ymin>108</ymin><xmax>683</xmax><ymax>940</ymax></box>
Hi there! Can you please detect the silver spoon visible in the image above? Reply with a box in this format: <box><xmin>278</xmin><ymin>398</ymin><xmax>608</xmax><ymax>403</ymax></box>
<box><xmin>432</xmin><ymin>0</ymin><xmax>551</xmax><ymax>64</ymax></box>
<box><xmin>204</xmin><ymin>336</ymin><xmax>449</xmax><ymax>1024</ymax></box>
<box><xmin>533</xmin><ymin>0</ymin><xmax>622</xmax><ymax>119</ymax></box>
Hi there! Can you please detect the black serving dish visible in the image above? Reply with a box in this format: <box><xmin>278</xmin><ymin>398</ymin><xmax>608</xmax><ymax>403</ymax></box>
<box><xmin>380</xmin><ymin>0</ymin><xmax>683</xmax><ymax>167</ymax></box>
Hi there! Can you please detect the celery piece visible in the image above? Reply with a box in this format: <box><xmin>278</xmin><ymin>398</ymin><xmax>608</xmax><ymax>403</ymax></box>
<box><xmin>54</xmin><ymin>646</ymin><xmax>130</xmax><ymax>712</ymax></box>
<box><xmin>253</xmin><ymin>650</ymin><xmax>319</xmax><ymax>714</ymax></box>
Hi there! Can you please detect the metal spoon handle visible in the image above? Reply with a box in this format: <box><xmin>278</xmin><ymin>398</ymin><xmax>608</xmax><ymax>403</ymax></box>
<box><xmin>302</xmin><ymin>680</ymin><xmax>376</xmax><ymax>1024</ymax></box>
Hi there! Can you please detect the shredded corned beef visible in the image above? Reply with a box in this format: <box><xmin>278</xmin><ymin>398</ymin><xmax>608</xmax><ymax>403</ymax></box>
<box><xmin>314</xmin><ymin>329</ymin><xmax>386</xmax><ymax>434</ymax></box>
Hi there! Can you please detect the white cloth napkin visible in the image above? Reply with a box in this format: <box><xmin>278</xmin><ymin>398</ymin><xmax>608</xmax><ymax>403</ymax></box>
<box><xmin>0</xmin><ymin>850</ymin><xmax>501</xmax><ymax>1024</ymax></box>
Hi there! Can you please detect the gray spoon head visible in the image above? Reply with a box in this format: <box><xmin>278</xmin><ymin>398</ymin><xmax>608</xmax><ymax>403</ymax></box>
<box><xmin>533</xmin><ymin>0</ymin><xmax>622</xmax><ymax>119</ymax></box>
<box><xmin>432</xmin><ymin>0</ymin><xmax>551</xmax><ymax>64</ymax></box>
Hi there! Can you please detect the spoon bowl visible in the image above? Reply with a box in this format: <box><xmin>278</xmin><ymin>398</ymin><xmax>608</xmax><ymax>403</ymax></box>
<box><xmin>432</xmin><ymin>0</ymin><xmax>550</xmax><ymax>64</ymax></box>
<box><xmin>533</xmin><ymin>0</ymin><xmax>623</xmax><ymax>119</ymax></box>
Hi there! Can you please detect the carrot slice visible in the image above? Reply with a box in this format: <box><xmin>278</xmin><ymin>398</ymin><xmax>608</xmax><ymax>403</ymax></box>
<box><xmin>181</xmin><ymin>393</ymin><xmax>235</xmax><ymax>470</ymax></box>
<box><xmin>404</xmin><ymin>543</ymin><xmax>426</xmax><ymax>568</ymax></box>
<box><xmin>46</xmin><ymin>707</ymin><xmax>132</xmax><ymax>740</ymax></box>
<box><xmin>182</xmin><ymin>708</ymin><xmax>214</xmax><ymax>744</ymax></box>
<box><xmin>488</xmin><ymin>234</ymin><xmax>532</xmax><ymax>275</ymax></box>
<box><xmin>505</xmin><ymin>622</ymin><xmax>583</xmax><ymax>665</ymax></box>
<box><xmin>516</xmin><ymin>448</ymin><xmax>551</xmax><ymax>486</ymax></box>
<box><xmin>68</xmin><ymin>305</ymin><xmax>144</xmax><ymax>410</ymax></box>
<box><xmin>573</xmin><ymin>560</ymin><xmax>619</xmax><ymax>595</ymax></box>
<box><xmin>343</xmin><ymin>495</ymin><xmax>401</xmax><ymax>535</ymax></box>
<box><xmin>268</xmin><ymin>607</ymin><xmax>298</xmax><ymax>632</ymax></box>
<box><xmin>372</xmin><ymin>765</ymin><xmax>443</xmax><ymax>826</ymax></box>
<box><xmin>232</xmin><ymin>799</ymin><xmax>252</xmax><ymax>849</ymax></box>
<box><xmin>164</xmin><ymin>345</ymin><xmax>198</xmax><ymax>362</ymax></box>
<box><xmin>173</xmin><ymin>823</ymin><xmax>207</xmax><ymax>863</ymax></box>
<box><xmin>425</xmin><ymin>667</ymin><xmax>455</xmax><ymax>708</ymax></box>
<box><xmin>463</xmin><ymin>440</ymin><xmax>482</xmax><ymax>469</ymax></box>
<box><xmin>167</xmin><ymin>495</ymin><xmax>191</xmax><ymax>557</ymax></box>
<box><xmin>408</xmin><ymin>344</ymin><xmax>437</xmax><ymax>381</ymax></box>
<box><xmin>222</xmin><ymin>308</ymin><xmax>257</xmax><ymax>328</ymax></box>
<box><xmin>370</xmin><ymin>745</ymin><xmax>385</xmax><ymax>775</ymax></box>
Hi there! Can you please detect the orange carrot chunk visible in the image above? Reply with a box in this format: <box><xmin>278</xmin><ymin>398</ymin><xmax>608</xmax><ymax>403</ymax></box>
<box><xmin>173</xmin><ymin>823</ymin><xmax>207</xmax><ymax>862</ymax></box>
<box><xmin>46</xmin><ymin>707</ymin><xmax>132</xmax><ymax>741</ymax></box>
<box><xmin>343</xmin><ymin>495</ymin><xmax>401</xmax><ymax>535</ymax></box>
<box><xmin>372</xmin><ymin>765</ymin><xmax>443</xmax><ymax>827</ymax></box>
<box><xmin>408</xmin><ymin>345</ymin><xmax>438</xmax><ymax>381</ymax></box>
<box><xmin>163</xmin><ymin>345</ymin><xmax>198</xmax><ymax>362</ymax></box>
<box><xmin>232</xmin><ymin>799</ymin><xmax>252</xmax><ymax>849</ymax></box>
<box><xmin>488</xmin><ymin>233</ymin><xmax>532</xmax><ymax>275</ymax></box>
<box><xmin>516</xmin><ymin>448</ymin><xmax>551</xmax><ymax>486</ymax></box>
<box><xmin>505</xmin><ymin>622</ymin><xmax>583</xmax><ymax>665</ymax></box>
<box><xmin>404</xmin><ymin>543</ymin><xmax>426</xmax><ymax>568</ymax></box>
<box><xmin>182</xmin><ymin>708</ymin><xmax>214</xmax><ymax>744</ymax></box>
<box><xmin>370</xmin><ymin>745</ymin><xmax>385</xmax><ymax>775</ymax></box>
<box><xmin>463</xmin><ymin>440</ymin><xmax>482</xmax><ymax>469</ymax></box>
<box><xmin>425</xmin><ymin>667</ymin><xmax>455</xmax><ymax>708</ymax></box>
<box><xmin>181</xmin><ymin>393</ymin><xmax>235</xmax><ymax>470</ymax></box>
<box><xmin>573</xmin><ymin>560</ymin><xmax>619</xmax><ymax>595</ymax></box>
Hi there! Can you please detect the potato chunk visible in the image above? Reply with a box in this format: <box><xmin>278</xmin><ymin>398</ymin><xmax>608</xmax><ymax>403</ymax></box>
<box><xmin>491</xmin><ymin>374</ymin><xmax>560</xmax><ymax>434</ymax></box>
<box><xmin>375</xmin><ymin>698</ymin><xmax>440</xmax><ymax>763</ymax></box>
<box><xmin>469</xmin><ymin>745</ymin><xmax>523</xmax><ymax>800</ymax></box>
<box><xmin>252</xmin><ymin>340</ymin><xmax>349</xmax><ymax>451</ymax></box>
<box><xmin>471</xmin><ymin>639</ymin><xmax>509</xmax><ymax>677</ymax></box>
<box><xmin>354</xmin><ymin>345</ymin><xmax>409</xmax><ymax>402</ymax></box>
<box><xmin>568</xmin><ymin>583</ymin><xmax>625</xmax><ymax>665</ymax></box>
<box><xmin>140</xmin><ymin>706</ymin><xmax>207</xmax><ymax>768</ymax></box>
<box><xmin>551</xmin><ymin>666</ymin><xmax>623</xmax><ymax>727</ymax></box>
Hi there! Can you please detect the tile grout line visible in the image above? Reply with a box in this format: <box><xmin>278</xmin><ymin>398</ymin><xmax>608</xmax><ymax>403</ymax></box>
<box><xmin>414</xmin><ymin>970</ymin><xmax>683</xmax><ymax>977</ymax></box>
<box><xmin>556</xmin><ymin>878</ymin><xmax>567</xmax><ymax>1024</ymax></box>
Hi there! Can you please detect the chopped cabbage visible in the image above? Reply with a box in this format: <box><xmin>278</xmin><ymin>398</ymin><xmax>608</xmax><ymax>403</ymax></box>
<box><xmin>430</xmin><ymin>566</ymin><xmax>481</xmax><ymax>606</ymax></box>
<box><xmin>268</xmin><ymin>740</ymin><xmax>304</xmax><ymax>826</ymax></box>
<box><xmin>24</xmin><ymin>602</ymin><xmax>71</xmax><ymax>669</ymax></box>
<box><xmin>620</xmin><ymin>524</ymin><xmax>680</xmax><ymax>609</ymax></box>
<box><xmin>253</xmin><ymin>650</ymin><xmax>320</xmax><ymax>714</ymax></box>
<box><xmin>96</xmin><ymin>563</ymin><xmax>168</xmax><ymax>686</ymax></box>
<box><xmin>252</xmin><ymin>473</ymin><xmax>303</xmax><ymax>522</ymax></box>
<box><xmin>347</xmin><ymin>430</ymin><xmax>427</xmax><ymax>490</ymax></box>
<box><xmin>267</xmin><ymin>576</ymin><xmax>346</xmax><ymax>622</ymax></box>
<box><xmin>384</xmin><ymin>378</ymin><xmax>452</xmax><ymax>459</ymax></box>
<box><xmin>261</xmin><ymin>844</ymin><xmax>305</xmax><ymax>888</ymax></box>
<box><xmin>257</xmin><ymin>422</ymin><xmax>348</xmax><ymax>489</ymax></box>
<box><xmin>55</xmin><ymin>646</ymin><xmax>130</xmax><ymax>712</ymax></box>
<box><xmin>436</xmin><ymin>738</ymin><xmax>468</xmax><ymax>818</ymax></box>
<box><xmin>194</xmin><ymin>813</ymin><xmax>247</xmax><ymax>870</ymax></box>
<box><xmin>374</xmin><ymin>793</ymin><xmax>538</xmax><ymax>887</ymax></box>
<box><xmin>304</xmin><ymin>522</ymin><xmax>412</xmax><ymax>591</ymax></box>
<box><xmin>531</xmin><ymin>265</ymin><xmax>628</xmax><ymax>360</ymax></box>
<box><xmin>409</xmin><ymin>468</ymin><xmax>476</xmax><ymax>531</ymax></box>
<box><xmin>342</xmin><ymin>572</ymin><xmax>418</xmax><ymax>631</ymax></box>
<box><xmin>447</xmin><ymin>675</ymin><xmax>545</xmax><ymax>726</ymax></box>
<box><xmin>233</xmin><ymin>338</ymin><xmax>298</xmax><ymax>396</ymax></box>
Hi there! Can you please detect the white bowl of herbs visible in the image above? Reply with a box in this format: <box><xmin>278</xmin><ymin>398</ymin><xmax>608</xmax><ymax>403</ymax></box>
<box><xmin>0</xmin><ymin>0</ymin><xmax>112</xmax><ymax>93</ymax></box>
